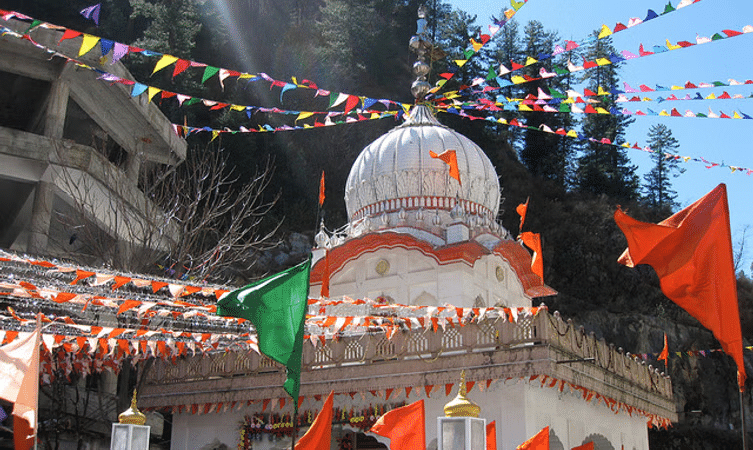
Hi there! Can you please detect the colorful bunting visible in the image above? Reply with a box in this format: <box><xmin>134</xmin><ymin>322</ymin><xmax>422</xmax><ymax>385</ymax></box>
<box><xmin>79</xmin><ymin>4</ymin><xmax>101</xmax><ymax>26</ymax></box>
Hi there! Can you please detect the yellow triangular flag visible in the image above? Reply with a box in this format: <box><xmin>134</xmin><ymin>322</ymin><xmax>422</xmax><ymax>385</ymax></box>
<box><xmin>78</xmin><ymin>34</ymin><xmax>100</xmax><ymax>56</ymax></box>
<box><xmin>659</xmin><ymin>110</ymin><xmax>670</xmax><ymax>116</ymax></box>
<box><xmin>296</xmin><ymin>112</ymin><xmax>315</xmax><ymax>122</ymax></box>
<box><xmin>597</xmin><ymin>86</ymin><xmax>609</xmax><ymax>96</ymax></box>
<box><xmin>733</xmin><ymin>111</ymin><xmax>742</xmax><ymax>119</ymax></box>
<box><xmin>147</xmin><ymin>86</ymin><xmax>161</xmax><ymax>102</ymax></box>
<box><xmin>595</xmin><ymin>58</ymin><xmax>611</xmax><ymax>66</ymax></box>
<box><xmin>518</xmin><ymin>104</ymin><xmax>533</xmax><ymax>111</ymax></box>
<box><xmin>706</xmin><ymin>93</ymin><xmax>716</xmax><ymax>99</ymax></box>
<box><xmin>511</xmin><ymin>75</ymin><xmax>527</xmax><ymax>84</ymax></box>
<box><xmin>210</xmin><ymin>130</ymin><xmax>219</xmax><ymax>141</ymax></box>
<box><xmin>598</xmin><ymin>24</ymin><xmax>612</xmax><ymax>39</ymax></box>
<box><xmin>671</xmin><ymin>85</ymin><xmax>683</xmax><ymax>90</ymax></box>
<box><xmin>504</xmin><ymin>9</ymin><xmax>515</xmax><ymax>19</ymax></box>
<box><xmin>666</xmin><ymin>39</ymin><xmax>681</xmax><ymax>50</ymax></box>
<box><xmin>566</xmin><ymin>130</ymin><xmax>578</xmax><ymax>138</ymax></box>
<box><xmin>683</xmin><ymin>156</ymin><xmax>691</xmax><ymax>162</ymax></box>
<box><xmin>731</xmin><ymin>166</ymin><xmax>737</xmax><ymax>173</ymax></box>
<box><xmin>230</xmin><ymin>104</ymin><xmax>245</xmax><ymax>111</ymax></box>
<box><xmin>525</xmin><ymin>56</ymin><xmax>538</xmax><ymax>66</ymax></box>
<box><xmin>454</xmin><ymin>59</ymin><xmax>468</xmax><ymax>67</ymax></box>
<box><xmin>596</xmin><ymin>107</ymin><xmax>609</xmax><ymax>114</ymax></box>
<box><xmin>152</xmin><ymin>55</ymin><xmax>179</xmax><ymax>75</ymax></box>
<box><xmin>470</xmin><ymin>38</ymin><xmax>483</xmax><ymax>52</ymax></box>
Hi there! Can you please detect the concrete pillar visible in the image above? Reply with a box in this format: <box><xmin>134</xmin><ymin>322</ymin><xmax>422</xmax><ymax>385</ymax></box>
<box><xmin>28</xmin><ymin>181</ymin><xmax>55</xmax><ymax>255</ymax></box>
<box><xmin>125</xmin><ymin>151</ymin><xmax>142</xmax><ymax>182</ymax></box>
<box><xmin>43</xmin><ymin>70</ymin><xmax>71</xmax><ymax>140</ymax></box>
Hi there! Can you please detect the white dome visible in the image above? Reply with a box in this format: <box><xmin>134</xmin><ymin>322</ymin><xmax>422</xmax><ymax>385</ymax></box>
<box><xmin>344</xmin><ymin>106</ymin><xmax>501</xmax><ymax>223</ymax></box>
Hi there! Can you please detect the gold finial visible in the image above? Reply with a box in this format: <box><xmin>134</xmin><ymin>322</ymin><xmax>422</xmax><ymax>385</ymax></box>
<box><xmin>118</xmin><ymin>390</ymin><xmax>147</xmax><ymax>425</ymax></box>
<box><xmin>443</xmin><ymin>370</ymin><xmax>481</xmax><ymax>418</ymax></box>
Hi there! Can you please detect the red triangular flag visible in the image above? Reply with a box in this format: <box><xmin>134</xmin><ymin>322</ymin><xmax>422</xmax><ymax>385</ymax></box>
<box><xmin>295</xmin><ymin>391</ymin><xmax>333</xmax><ymax>450</ymax></box>
<box><xmin>517</xmin><ymin>426</ymin><xmax>549</xmax><ymax>449</ymax></box>
<box><xmin>571</xmin><ymin>442</ymin><xmax>594</xmax><ymax>450</ymax></box>
<box><xmin>430</xmin><ymin>150</ymin><xmax>461</xmax><ymax>185</ymax></box>
<box><xmin>369</xmin><ymin>400</ymin><xmax>425</xmax><ymax>450</ymax></box>
<box><xmin>615</xmin><ymin>184</ymin><xmax>745</xmax><ymax>389</ymax></box>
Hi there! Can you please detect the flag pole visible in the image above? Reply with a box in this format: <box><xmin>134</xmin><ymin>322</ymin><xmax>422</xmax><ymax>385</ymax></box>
<box><xmin>291</xmin><ymin>402</ymin><xmax>298</xmax><ymax>450</ymax></box>
<box><xmin>741</xmin><ymin>386</ymin><xmax>748</xmax><ymax>450</ymax></box>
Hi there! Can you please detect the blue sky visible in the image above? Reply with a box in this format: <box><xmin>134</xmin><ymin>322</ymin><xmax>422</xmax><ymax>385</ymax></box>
<box><xmin>447</xmin><ymin>0</ymin><xmax>753</xmax><ymax>274</ymax></box>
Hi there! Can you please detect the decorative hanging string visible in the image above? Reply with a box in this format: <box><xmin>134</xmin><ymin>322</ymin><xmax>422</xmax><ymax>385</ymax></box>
<box><xmin>428</xmin><ymin>0</ymin><xmax>531</xmax><ymax>95</ymax></box>
<box><xmin>476</xmin><ymin>0</ymin><xmax>705</xmax><ymax>88</ymax></box>
<box><xmin>435</xmin><ymin>107</ymin><xmax>753</xmax><ymax>175</ymax></box>
<box><xmin>432</xmin><ymin>25</ymin><xmax>753</xmax><ymax>104</ymax></box>
<box><xmin>0</xmin><ymin>10</ymin><xmax>407</xmax><ymax>113</ymax></box>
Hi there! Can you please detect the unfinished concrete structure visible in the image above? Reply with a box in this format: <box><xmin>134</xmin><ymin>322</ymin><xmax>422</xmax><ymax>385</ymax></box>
<box><xmin>0</xmin><ymin>16</ymin><xmax>186</xmax><ymax>261</ymax></box>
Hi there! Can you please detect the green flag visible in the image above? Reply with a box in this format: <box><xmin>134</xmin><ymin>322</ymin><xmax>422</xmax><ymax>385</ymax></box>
<box><xmin>216</xmin><ymin>257</ymin><xmax>311</xmax><ymax>402</ymax></box>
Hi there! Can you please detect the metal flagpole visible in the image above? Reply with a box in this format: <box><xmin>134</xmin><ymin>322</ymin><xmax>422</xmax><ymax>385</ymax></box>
<box><xmin>741</xmin><ymin>386</ymin><xmax>748</xmax><ymax>450</ymax></box>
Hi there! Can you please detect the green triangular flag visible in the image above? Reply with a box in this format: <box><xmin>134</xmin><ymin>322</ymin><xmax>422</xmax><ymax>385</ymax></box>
<box><xmin>201</xmin><ymin>66</ymin><xmax>220</xmax><ymax>84</ymax></box>
<box><xmin>486</xmin><ymin>65</ymin><xmax>497</xmax><ymax>81</ymax></box>
<box><xmin>662</xmin><ymin>2</ymin><xmax>675</xmax><ymax>14</ymax></box>
<box><xmin>216</xmin><ymin>257</ymin><xmax>311</xmax><ymax>402</ymax></box>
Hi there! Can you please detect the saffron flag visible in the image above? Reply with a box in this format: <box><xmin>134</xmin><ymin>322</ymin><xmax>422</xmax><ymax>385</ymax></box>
<box><xmin>369</xmin><ymin>400</ymin><xmax>425</xmax><ymax>450</ymax></box>
<box><xmin>658</xmin><ymin>333</ymin><xmax>669</xmax><ymax>364</ymax></box>
<box><xmin>571</xmin><ymin>442</ymin><xmax>594</xmax><ymax>450</ymax></box>
<box><xmin>614</xmin><ymin>184</ymin><xmax>746</xmax><ymax>388</ymax></box>
<box><xmin>318</xmin><ymin>171</ymin><xmax>325</xmax><ymax>207</ymax></box>
<box><xmin>486</xmin><ymin>420</ymin><xmax>497</xmax><ymax>450</ymax></box>
<box><xmin>517</xmin><ymin>426</ymin><xmax>549</xmax><ymax>450</ymax></box>
<box><xmin>430</xmin><ymin>150</ymin><xmax>461</xmax><ymax>185</ymax></box>
<box><xmin>517</xmin><ymin>197</ymin><xmax>529</xmax><ymax>232</ymax></box>
<box><xmin>520</xmin><ymin>231</ymin><xmax>544</xmax><ymax>281</ymax></box>
<box><xmin>295</xmin><ymin>390</ymin><xmax>334</xmax><ymax>450</ymax></box>
<box><xmin>0</xmin><ymin>314</ymin><xmax>41</xmax><ymax>450</ymax></box>
<box><xmin>217</xmin><ymin>257</ymin><xmax>311</xmax><ymax>401</ymax></box>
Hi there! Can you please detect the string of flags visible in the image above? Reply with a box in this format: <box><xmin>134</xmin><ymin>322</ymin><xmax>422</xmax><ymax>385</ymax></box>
<box><xmin>0</xmin><ymin>10</ymin><xmax>407</xmax><ymax>114</ymax></box>
<box><xmin>430</xmin><ymin>0</ymin><xmax>529</xmax><ymax>94</ymax></box>
<box><xmin>484</xmin><ymin>0</ymin><xmax>705</xmax><ymax>87</ymax></box>
<box><xmin>434</xmin><ymin>25</ymin><xmax>753</xmax><ymax>104</ymax></box>
<box><xmin>437</xmin><ymin>107</ymin><xmax>753</xmax><ymax>175</ymax></box>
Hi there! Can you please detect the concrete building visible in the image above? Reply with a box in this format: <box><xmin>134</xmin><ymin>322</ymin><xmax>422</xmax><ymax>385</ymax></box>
<box><xmin>0</xmin><ymin>16</ymin><xmax>186</xmax><ymax>261</ymax></box>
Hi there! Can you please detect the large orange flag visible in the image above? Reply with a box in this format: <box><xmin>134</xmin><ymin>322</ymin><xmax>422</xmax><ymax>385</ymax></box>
<box><xmin>520</xmin><ymin>231</ymin><xmax>544</xmax><ymax>281</ymax></box>
<box><xmin>486</xmin><ymin>420</ymin><xmax>497</xmax><ymax>450</ymax></box>
<box><xmin>295</xmin><ymin>391</ymin><xmax>333</xmax><ymax>450</ymax></box>
<box><xmin>614</xmin><ymin>184</ymin><xmax>746</xmax><ymax>388</ymax></box>
<box><xmin>369</xmin><ymin>400</ymin><xmax>425</xmax><ymax>450</ymax></box>
<box><xmin>430</xmin><ymin>150</ymin><xmax>461</xmax><ymax>185</ymax></box>
<box><xmin>0</xmin><ymin>314</ymin><xmax>41</xmax><ymax>450</ymax></box>
<box><xmin>517</xmin><ymin>426</ymin><xmax>549</xmax><ymax>450</ymax></box>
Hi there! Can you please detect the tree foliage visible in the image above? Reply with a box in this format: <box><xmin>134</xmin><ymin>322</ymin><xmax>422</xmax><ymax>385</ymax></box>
<box><xmin>642</xmin><ymin>123</ymin><xmax>684</xmax><ymax>215</ymax></box>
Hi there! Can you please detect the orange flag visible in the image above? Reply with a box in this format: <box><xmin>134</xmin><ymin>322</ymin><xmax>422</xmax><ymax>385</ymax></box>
<box><xmin>369</xmin><ymin>400</ymin><xmax>425</xmax><ymax>450</ymax></box>
<box><xmin>486</xmin><ymin>420</ymin><xmax>497</xmax><ymax>450</ymax></box>
<box><xmin>0</xmin><ymin>314</ymin><xmax>40</xmax><ymax>450</ymax></box>
<box><xmin>658</xmin><ymin>333</ymin><xmax>669</xmax><ymax>365</ymax></box>
<box><xmin>430</xmin><ymin>150</ymin><xmax>461</xmax><ymax>185</ymax></box>
<box><xmin>516</xmin><ymin>197</ymin><xmax>530</xmax><ymax>232</ymax></box>
<box><xmin>295</xmin><ymin>390</ymin><xmax>334</xmax><ymax>450</ymax></box>
<box><xmin>318</xmin><ymin>171</ymin><xmax>326</xmax><ymax>206</ymax></box>
<box><xmin>615</xmin><ymin>184</ymin><xmax>745</xmax><ymax>389</ymax></box>
<box><xmin>517</xmin><ymin>426</ymin><xmax>549</xmax><ymax>450</ymax></box>
<box><xmin>520</xmin><ymin>231</ymin><xmax>544</xmax><ymax>281</ymax></box>
<box><xmin>571</xmin><ymin>442</ymin><xmax>594</xmax><ymax>450</ymax></box>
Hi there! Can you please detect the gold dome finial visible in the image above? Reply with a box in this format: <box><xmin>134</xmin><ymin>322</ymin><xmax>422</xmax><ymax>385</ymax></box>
<box><xmin>118</xmin><ymin>390</ymin><xmax>147</xmax><ymax>425</ymax></box>
<box><xmin>443</xmin><ymin>371</ymin><xmax>481</xmax><ymax>418</ymax></box>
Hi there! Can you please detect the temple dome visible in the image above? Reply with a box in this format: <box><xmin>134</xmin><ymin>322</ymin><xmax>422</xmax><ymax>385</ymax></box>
<box><xmin>344</xmin><ymin>105</ymin><xmax>501</xmax><ymax>225</ymax></box>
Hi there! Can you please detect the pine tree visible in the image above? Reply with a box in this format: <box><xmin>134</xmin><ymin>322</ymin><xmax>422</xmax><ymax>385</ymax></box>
<box><xmin>642</xmin><ymin>123</ymin><xmax>684</xmax><ymax>213</ymax></box>
<box><xmin>574</xmin><ymin>33</ymin><xmax>639</xmax><ymax>202</ymax></box>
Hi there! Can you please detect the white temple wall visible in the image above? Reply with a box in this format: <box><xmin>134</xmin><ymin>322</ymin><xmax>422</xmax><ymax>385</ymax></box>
<box><xmin>325</xmin><ymin>247</ymin><xmax>531</xmax><ymax>309</ymax></box>
<box><xmin>170</xmin><ymin>379</ymin><xmax>649</xmax><ymax>450</ymax></box>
